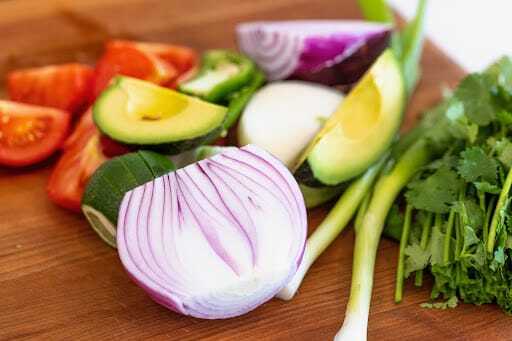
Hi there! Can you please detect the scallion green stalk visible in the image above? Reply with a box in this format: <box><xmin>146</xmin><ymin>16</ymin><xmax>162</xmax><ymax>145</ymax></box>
<box><xmin>277</xmin><ymin>157</ymin><xmax>386</xmax><ymax>300</ymax></box>
<box><xmin>355</xmin><ymin>193</ymin><xmax>372</xmax><ymax>233</ymax></box>
<box><xmin>334</xmin><ymin>140</ymin><xmax>431</xmax><ymax>341</ymax></box>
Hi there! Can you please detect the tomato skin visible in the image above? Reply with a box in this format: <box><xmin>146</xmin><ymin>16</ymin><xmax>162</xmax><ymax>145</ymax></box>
<box><xmin>0</xmin><ymin>101</ymin><xmax>70</xmax><ymax>167</ymax></box>
<box><xmin>99</xmin><ymin>134</ymin><xmax>133</xmax><ymax>157</ymax></box>
<box><xmin>116</xmin><ymin>40</ymin><xmax>198</xmax><ymax>75</ymax></box>
<box><xmin>92</xmin><ymin>45</ymin><xmax>174</xmax><ymax>99</ymax></box>
<box><xmin>92</xmin><ymin>40</ymin><xmax>198</xmax><ymax>98</ymax></box>
<box><xmin>47</xmin><ymin>109</ymin><xmax>107</xmax><ymax>212</ymax></box>
<box><xmin>7</xmin><ymin>63</ymin><xmax>94</xmax><ymax>114</ymax></box>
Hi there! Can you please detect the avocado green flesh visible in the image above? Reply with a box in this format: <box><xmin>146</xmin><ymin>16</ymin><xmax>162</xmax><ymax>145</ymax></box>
<box><xmin>93</xmin><ymin>77</ymin><xmax>227</xmax><ymax>147</ymax></box>
<box><xmin>300</xmin><ymin>184</ymin><xmax>345</xmax><ymax>209</ymax></box>
<box><xmin>81</xmin><ymin>150</ymin><xmax>175</xmax><ymax>248</ymax></box>
<box><xmin>295</xmin><ymin>50</ymin><xmax>404</xmax><ymax>186</ymax></box>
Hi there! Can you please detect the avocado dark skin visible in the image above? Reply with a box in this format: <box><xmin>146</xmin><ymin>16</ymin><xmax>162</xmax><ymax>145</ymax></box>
<box><xmin>140</xmin><ymin>124</ymin><xmax>223</xmax><ymax>155</ymax></box>
<box><xmin>107</xmin><ymin>120</ymin><xmax>224</xmax><ymax>156</ymax></box>
<box><xmin>294</xmin><ymin>161</ymin><xmax>331</xmax><ymax>188</ymax></box>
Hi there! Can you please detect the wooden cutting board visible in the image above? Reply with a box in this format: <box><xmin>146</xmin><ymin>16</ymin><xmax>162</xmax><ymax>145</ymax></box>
<box><xmin>1</xmin><ymin>0</ymin><xmax>510</xmax><ymax>340</ymax></box>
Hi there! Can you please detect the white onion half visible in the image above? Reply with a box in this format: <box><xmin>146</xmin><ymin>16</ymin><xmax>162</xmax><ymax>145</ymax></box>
<box><xmin>117</xmin><ymin>145</ymin><xmax>307</xmax><ymax>319</ymax></box>
<box><xmin>238</xmin><ymin>81</ymin><xmax>343</xmax><ymax>168</ymax></box>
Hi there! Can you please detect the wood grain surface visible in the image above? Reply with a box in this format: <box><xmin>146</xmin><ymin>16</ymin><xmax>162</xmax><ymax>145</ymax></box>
<box><xmin>1</xmin><ymin>0</ymin><xmax>508</xmax><ymax>340</ymax></box>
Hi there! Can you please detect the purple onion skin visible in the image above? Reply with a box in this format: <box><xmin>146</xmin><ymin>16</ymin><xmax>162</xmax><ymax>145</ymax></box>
<box><xmin>292</xmin><ymin>30</ymin><xmax>391</xmax><ymax>86</ymax></box>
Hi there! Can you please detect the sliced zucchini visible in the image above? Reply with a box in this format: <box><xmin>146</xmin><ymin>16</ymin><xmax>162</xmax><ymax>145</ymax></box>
<box><xmin>81</xmin><ymin>150</ymin><xmax>175</xmax><ymax>248</ymax></box>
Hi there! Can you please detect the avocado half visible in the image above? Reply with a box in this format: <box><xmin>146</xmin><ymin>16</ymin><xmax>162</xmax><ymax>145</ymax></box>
<box><xmin>294</xmin><ymin>49</ymin><xmax>405</xmax><ymax>186</ymax></box>
<box><xmin>93</xmin><ymin>76</ymin><xmax>227</xmax><ymax>154</ymax></box>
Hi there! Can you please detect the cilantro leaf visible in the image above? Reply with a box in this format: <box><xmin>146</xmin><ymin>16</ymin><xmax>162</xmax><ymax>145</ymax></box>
<box><xmin>495</xmin><ymin>138</ymin><xmax>512</xmax><ymax>168</ymax></box>
<box><xmin>420</xmin><ymin>296</ymin><xmax>458</xmax><ymax>309</ymax></box>
<box><xmin>455</xmin><ymin>199</ymin><xmax>484</xmax><ymax>232</ymax></box>
<box><xmin>383</xmin><ymin>204</ymin><xmax>403</xmax><ymax>241</ymax></box>
<box><xmin>463</xmin><ymin>225</ymin><xmax>479</xmax><ymax>250</ymax></box>
<box><xmin>429</xmin><ymin>225</ymin><xmax>446</xmax><ymax>266</ymax></box>
<box><xmin>406</xmin><ymin>166</ymin><xmax>462</xmax><ymax>213</ymax></box>
<box><xmin>404</xmin><ymin>243</ymin><xmax>430</xmax><ymax>277</ymax></box>
<box><xmin>425</xmin><ymin>154</ymin><xmax>459</xmax><ymax>171</ymax></box>
<box><xmin>490</xmin><ymin>247</ymin><xmax>506</xmax><ymax>270</ymax></box>
<box><xmin>454</xmin><ymin>73</ymin><xmax>496</xmax><ymax>126</ymax></box>
<box><xmin>496</xmin><ymin>111</ymin><xmax>512</xmax><ymax>126</ymax></box>
<box><xmin>457</xmin><ymin>146</ymin><xmax>498</xmax><ymax>184</ymax></box>
<box><xmin>445</xmin><ymin>100</ymin><xmax>478</xmax><ymax>143</ymax></box>
<box><xmin>463</xmin><ymin>243</ymin><xmax>486</xmax><ymax>268</ymax></box>
<box><xmin>485</xmin><ymin>56</ymin><xmax>512</xmax><ymax>104</ymax></box>
<box><xmin>474</xmin><ymin>181</ymin><xmax>501</xmax><ymax>194</ymax></box>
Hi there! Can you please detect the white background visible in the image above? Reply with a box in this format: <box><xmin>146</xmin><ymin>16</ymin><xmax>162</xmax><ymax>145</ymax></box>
<box><xmin>390</xmin><ymin>0</ymin><xmax>512</xmax><ymax>72</ymax></box>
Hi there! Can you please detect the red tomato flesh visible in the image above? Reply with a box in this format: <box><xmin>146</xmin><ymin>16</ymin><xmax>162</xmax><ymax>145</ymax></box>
<box><xmin>0</xmin><ymin>100</ymin><xmax>70</xmax><ymax>167</ymax></box>
<box><xmin>47</xmin><ymin>109</ymin><xmax>107</xmax><ymax>212</ymax></box>
<box><xmin>92</xmin><ymin>40</ymin><xmax>198</xmax><ymax>98</ymax></box>
<box><xmin>7</xmin><ymin>63</ymin><xmax>94</xmax><ymax>114</ymax></box>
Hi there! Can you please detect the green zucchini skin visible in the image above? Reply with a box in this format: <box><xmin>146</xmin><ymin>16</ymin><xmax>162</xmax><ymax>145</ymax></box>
<box><xmin>81</xmin><ymin>150</ymin><xmax>175</xmax><ymax>247</ymax></box>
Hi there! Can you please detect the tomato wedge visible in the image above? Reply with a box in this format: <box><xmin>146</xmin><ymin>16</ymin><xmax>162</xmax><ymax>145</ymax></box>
<box><xmin>116</xmin><ymin>40</ymin><xmax>198</xmax><ymax>75</ymax></box>
<box><xmin>92</xmin><ymin>40</ymin><xmax>198</xmax><ymax>98</ymax></box>
<box><xmin>47</xmin><ymin>109</ymin><xmax>107</xmax><ymax>212</ymax></box>
<box><xmin>0</xmin><ymin>100</ymin><xmax>70</xmax><ymax>167</ymax></box>
<box><xmin>7</xmin><ymin>63</ymin><xmax>94</xmax><ymax>114</ymax></box>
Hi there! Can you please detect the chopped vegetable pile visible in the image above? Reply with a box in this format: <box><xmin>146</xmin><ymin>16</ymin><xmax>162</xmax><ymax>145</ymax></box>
<box><xmin>6</xmin><ymin>0</ymin><xmax>512</xmax><ymax>338</ymax></box>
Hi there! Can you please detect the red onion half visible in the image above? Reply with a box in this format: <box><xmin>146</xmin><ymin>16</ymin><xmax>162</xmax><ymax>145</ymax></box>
<box><xmin>117</xmin><ymin>145</ymin><xmax>307</xmax><ymax>319</ymax></box>
<box><xmin>236</xmin><ymin>20</ymin><xmax>391</xmax><ymax>85</ymax></box>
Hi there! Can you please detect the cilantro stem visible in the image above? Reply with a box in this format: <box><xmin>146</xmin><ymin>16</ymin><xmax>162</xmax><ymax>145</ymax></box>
<box><xmin>443</xmin><ymin>208</ymin><xmax>456</xmax><ymax>264</ymax></box>
<box><xmin>455</xmin><ymin>212</ymin><xmax>462</xmax><ymax>259</ymax></box>
<box><xmin>414</xmin><ymin>212</ymin><xmax>433</xmax><ymax>286</ymax></box>
<box><xmin>434</xmin><ymin>213</ymin><xmax>442</xmax><ymax>229</ymax></box>
<box><xmin>414</xmin><ymin>270</ymin><xmax>423</xmax><ymax>288</ymax></box>
<box><xmin>483</xmin><ymin>196</ymin><xmax>497</xmax><ymax>246</ymax></box>
<box><xmin>499</xmin><ymin>166</ymin><xmax>505</xmax><ymax>185</ymax></box>
<box><xmin>478</xmin><ymin>191</ymin><xmax>486</xmax><ymax>213</ymax></box>
<box><xmin>395</xmin><ymin>204</ymin><xmax>413</xmax><ymax>302</ymax></box>
<box><xmin>457</xmin><ymin>192</ymin><xmax>468</xmax><ymax>256</ymax></box>
<box><xmin>487</xmin><ymin>167</ymin><xmax>512</xmax><ymax>253</ymax></box>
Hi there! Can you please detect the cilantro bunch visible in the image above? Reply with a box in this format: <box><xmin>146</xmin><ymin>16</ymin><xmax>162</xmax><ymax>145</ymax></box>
<box><xmin>392</xmin><ymin>56</ymin><xmax>512</xmax><ymax>313</ymax></box>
